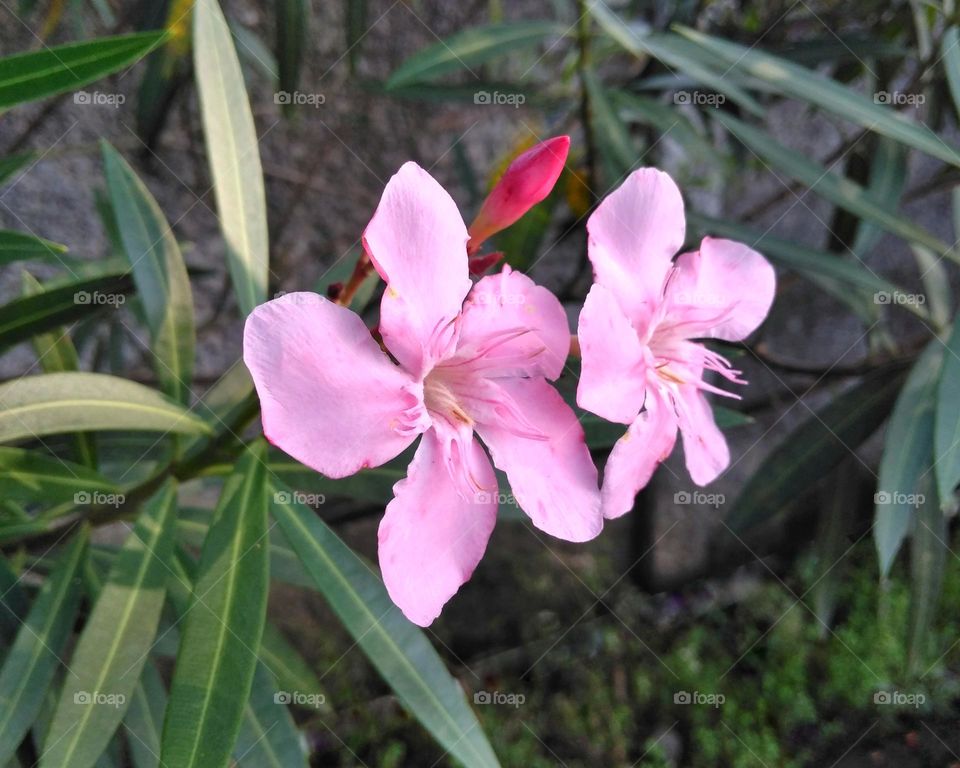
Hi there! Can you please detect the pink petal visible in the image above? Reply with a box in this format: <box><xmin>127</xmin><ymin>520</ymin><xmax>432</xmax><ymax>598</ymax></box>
<box><xmin>675</xmin><ymin>385</ymin><xmax>729</xmax><ymax>486</ymax></box>
<box><xmin>600</xmin><ymin>390</ymin><xmax>678</xmax><ymax>519</ymax></box>
<box><xmin>363</xmin><ymin>162</ymin><xmax>473</xmax><ymax>376</ymax></box>
<box><xmin>664</xmin><ymin>237</ymin><xmax>776</xmax><ymax>341</ymax></box>
<box><xmin>455</xmin><ymin>266</ymin><xmax>571</xmax><ymax>380</ymax></box>
<box><xmin>576</xmin><ymin>283</ymin><xmax>648</xmax><ymax>424</ymax></box>
<box><xmin>475</xmin><ymin>378</ymin><xmax>602</xmax><ymax>542</ymax></box>
<box><xmin>467</xmin><ymin>136</ymin><xmax>570</xmax><ymax>249</ymax></box>
<box><xmin>587</xmin><ymin>168</ymin><xmax>685</xmax><ymax>327</ymax></box>
<box><xmin>378</xmin><ymin>429</ymin><xmax>497</xmax><ymax>626</ymax></box>
<box><xmin>244</xmin><ymin>293</ymin><xmax>424</xmax><ymax>478</ymax></box>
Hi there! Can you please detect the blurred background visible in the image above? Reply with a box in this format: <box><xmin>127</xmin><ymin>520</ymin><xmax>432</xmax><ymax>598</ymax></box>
<box><xmin>2</xmin><ymin>0</ymin><xmax>960</xmax><ymax>766</ymax></box>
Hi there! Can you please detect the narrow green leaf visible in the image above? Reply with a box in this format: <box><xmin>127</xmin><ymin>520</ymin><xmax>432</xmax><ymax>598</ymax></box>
<box><xmin>344</xmin><ymin>0</ymin><xmax>368</xmax><ymax>74</ymax></box>
<box><xmin>41</xmin><ymin>482</ymin><xmax>178</xmax><ymax>768</ymax></box>
<box><xmin>714</xmin><ymin>111</ymin><xmax>950</xmax><ymax>257</ymax></box>
<box><xmin>160</xmin><ymin>442</ymin><xmax>269</xmax><ymax>768</ymax></box>
<box><xmin>942</xmin><ymin>27</ymin><xmax>960</xmax><ymax>124</ymax></box>
<box><xmin>0</xmin><ymin>447</ymin><xmax>115</xmax><ymax>506</ymax></box>
<box><xmin>0</xmin><ymin>557</ymin><xmax>29</xmax><ymax>646</ymax></box>
<box><xmin>907</xmin><ymin>472</ymin><xmax>947</xmax><ymax>674</ymax></box>
<box><xmin>935</xmin><ymin>314</ymin><xmax>960</xmax><ymax>507</ymax></box>
<box><xmin>0</xmin><ymin>529</ymin><xmax>87</xmax><ymax>766</ymax></box>
<box><xmin>234</xmin><ymin>663</ymin><xmax>309</xmax><ymax>768</ymax></box>
<box><xmin>875</xmin><ymin>342</ymin><xmax>942</xmax><ymax>577</ymax></box>
<box><xmin>101</xmin><ymin>142</ymin><xmax>195</xmax><ymax>404</ymax></box>
<box><xmin>122</xmin><ymin>660</ymin><xmax>166</xmax><ymax>768</ymax></box>
<box><xmin>386</xmin><ymin>21</ymin><xmax>566</xmax><ymax>89</ymax></box>
<box><xmin>0</xmin><ymin>372</ymin><xmax>211</xmax><ymax>444</ymax></box>
<box><xmin>0</xmin><ymin>153</ymin><xmax>36</xmax><ymax>186</ymax></box>
<box><xmin>588</xmin><ymin>3</ymin><xmax>764</xmax><ymax>116</ymax></box>
<box><xmin>0</xmin><ymin>230</ymin><xmax>67</xmax><ymax>266</ymax></box>
<box><xmin>583</xmin><ymin>69</ymin><xmax>635</xmax><ymax>181</ymax></box>
<box><xmin>21</xmin><ymin>272</ymin><xmax>98</xmax><ymax>467</ymax></box>
<box><xmin>193</xmin><ymin>0</ymin><xmax>269</xmax><ymax>316</ymax></box>
<box><xmin>276</xmin><ymin>0</ymin><xmax>308</xmax><ymax>112</ymax></box>
<box><xmin>728</xmin><ymin>367</ymin><xmax>904</xmax><ymax>534</ymax></box>
<box><xmin>0</xmin><ymin>32</ymin><xmax>166</xmax><ymax>109</ymax></box>
<box><xmin>0</xmin><ymin>269</ymin><xmax>134</xmax><ymax>351</ymax></box>
<box><xmin>271</xmin><ymin>481</ymin><xmax>501</xmax><ymax>768</ymax></box>
<box><xmin>676</xmin><ymin>26</ymin><xmax>960</xmax><ymax>169</ymax></box>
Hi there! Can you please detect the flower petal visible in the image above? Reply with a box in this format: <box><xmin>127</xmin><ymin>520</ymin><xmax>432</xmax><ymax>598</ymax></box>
<box><xmin>601</xmin><ymin>390</ymin><xmax>678</xmax><ymax>519</ymax></box>
<box><xmin>587</xmin><ymin>167</ymin><xmax>685</xmax><ymax>326</ymax></box>
<box><xmin>663</xmin><ymin>237</ymin><xmax>776</xmax><ymax>341</ymax></box>
<box><xmin>244</xmin><ymin>293</ymin><xmax>423</xmax><ymax>478</ymax></box>
<box><xmin>675</xmin><ymin>385</ymin><xmax>729</xmax><ymax>485</ymax></box>
<box><xmin>475</xmin><ymin>378</ymin><xmax>602</xmax><ymax>542</ymax></box>
<box><xmin>576</xmin><ymin>283</ymin><xmax>648</xmax><ymax>424</ymax></box>
<box><xmin>363</xmin><ymin>162</ymin><xmax>473</xmax><ymax>376</ymax></box>
<box><xmin>378</xmin><ymin>430</ymin><xmax>497</xmax><ymax>626</ymax></box>
<box><xmin>455</xmin><ymin>265</ymin><xmax>571</xmax><ymax>380</ymax></box>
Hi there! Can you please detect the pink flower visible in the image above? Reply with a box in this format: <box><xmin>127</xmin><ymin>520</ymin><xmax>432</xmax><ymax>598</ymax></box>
<box><xmin>576</xmin><ymin>168</ymin><xmax>776</xmax><ymax>519</ymax></box>
<box><xmin>244</xmin><ymin>162</ymin><xmax>602</xmax><ymax>626</ymax></box>
<box><xmin>467</xmin><ymin>135</ymin><xmax>570</xmax><ymax>253</ymax></box>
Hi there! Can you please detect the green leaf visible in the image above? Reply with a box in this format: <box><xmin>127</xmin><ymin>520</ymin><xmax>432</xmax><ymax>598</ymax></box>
<box><xmin>942</xmin><ymin>27</ymin><xmax>960</xmax><ymax>124</ymax></box>
<box><xmin>20</xmin><ymin>272</ymin><xmax>98</xmax><ymax>467</ymax></box>
<box><xmin>582</xmin><ymin>69</ymin><xmax>635</xmax><ymax>181</ymax></box>
<box><xmin>0</xmin><ymin>152</ymin><xmax>36</xmax><ymax>186</ymax></box>
<box><xmin>0</xmin><ymin>447</ymin><xmax>116</xmax><ymax>505</ymax></box>
<box><xmin>270</xmin><ymin>481</ymin><xmax>501</xmax><ymax>768</ymax></box>
<box><xmin>934</xmin><ymin>314</ymin><xmax>960</xmax><ymax>507</ymax></box>
<box><xmin>41</xmin><ymin>482</ymin><xmax>178</xmax><ymax>768</ymax></box>
<box><xmin>259</xmin><ymin>623</ymin><xmax>328</xmax><ymax>712</ymax></box>
<box><xmin>344</xmin><ymin>0</ymin><xmax>368</xmax><ymax>74</ymax></box>
<box><xmin>0</xmin><ymin>230</ymin><xmax>67</xmax><ymax>266</ymax></box>
<box><xmin>0</xmin><ymin>269</ymin><xmax>134</xmax><ymax>351</ymax></box>
<box><xmin>875</xmin><ymin>342</ymin><xmax>942</xmax><ymax>577</ymax></box>
<box><xmin>160</xmin><ymin>442</ymin><xmax>270</xmax><ymax>768</ymax></box>
<box><xmin>0</xmin><ymin>557</ymin><xmax>30</xmax><ymax>646</ymax></box>
<box><xmin>0</xmin><ymin>372</ymin><xmax>211</xmax><ymax>444</ymax></box>
<box><xmin>713</xmin><ymin>111</ymin><xmax>950</xmax><ymax>257</ymax></box>
<box><xmin>0</xmin><ymin>529</ymin><xmax>87</xmax><ymax>766</ymax></box>
<box><xmin>386</xmin><ymin>20</ymin><xmax>566</xmax><ymax>89</ymax></box>
<box><xmin>122</xmin><ymin>660</ymin><xmax>166</xmax><ymax>768</ymax></box>
<box><xmin>276</xmin><ymin>0</ymin><xmax>308</xmax><ymax>113</ymax></box>
<box><xmin>193</xmin><ymin>0</ymin><xmax>269</xmax><ymax>316</ymax></box>
<box><xmin>907</xmin><ymin>471</ymin><xmax>947</xmax><ymax>674</ymax></box>
<box><xmin>675</xmin><ymin>25</ymin><xmax>960</xmax><ymax>169</ymax></box>
<box><xmin>0</xmin><ymin>32</ymin><xmax>166</xmax><ymax>109</ymax></box>
<box><xmin>101</xmin><ymin>142</ymin><xmax>195</xmax><ymax>404</ymax></box>
<box><xmin>234</xmin><ymin>663</ymin><xmax>309</xmax><ymax>768</ymax></box>
<box><xmin>727</xmin><ymin>367</ymin><xmax>905</xmax><ymax>534</ymax></box>
<box><xmin>588</xmin><ymin>3</ymin><xmax>764</xmax><ymax>116</ymax></box>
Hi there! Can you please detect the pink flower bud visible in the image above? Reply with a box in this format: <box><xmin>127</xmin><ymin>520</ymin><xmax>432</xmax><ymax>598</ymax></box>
<box><xmin>467</xmin><ymin>135</ymin><xmax>570</xmax><ymax>252</ymax></box>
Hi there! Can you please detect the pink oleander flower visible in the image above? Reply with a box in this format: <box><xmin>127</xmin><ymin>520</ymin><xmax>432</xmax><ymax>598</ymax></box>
<box><xmin>467</xmin><ymin>135</ymin><xmax>570</xmax><ymax>253</ymax></box>
<box><xmin>576</xmin><ymin>168</ymin><xmax>776</xmax><ymax>519</ymax></box>
<box><xmin>244</xmin><ymin>161</ymin><xmax>602</xmax><ymax>626</ymax></box>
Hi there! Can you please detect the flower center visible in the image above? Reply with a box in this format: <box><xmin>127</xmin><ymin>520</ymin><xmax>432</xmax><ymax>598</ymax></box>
<box><xmin>423</xmin><ymin>368</ymin><xmax>474</xmax><ymax>427</ymax></box>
